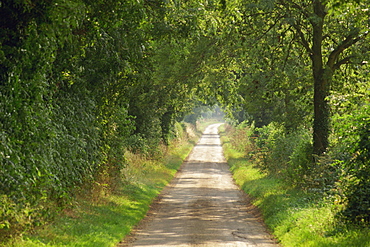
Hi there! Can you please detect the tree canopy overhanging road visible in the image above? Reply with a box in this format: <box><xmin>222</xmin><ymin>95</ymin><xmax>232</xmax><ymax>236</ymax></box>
<box><xmin>0</xmin><ymin>0</ymin><xmax>369</xmax><ymax>240</ymax></box>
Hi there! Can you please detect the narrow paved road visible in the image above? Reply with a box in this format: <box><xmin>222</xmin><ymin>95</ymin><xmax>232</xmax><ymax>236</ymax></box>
<box><xmin>121</xmin><ymin>123</ymin><xmax>277</xmax><ymax>247</ymax></box>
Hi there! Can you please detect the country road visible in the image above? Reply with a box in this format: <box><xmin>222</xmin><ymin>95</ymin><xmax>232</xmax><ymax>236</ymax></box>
<box><xmin>120</xmin><ymin>123</ymin><xmax>277</xmax><ymax>247</ymax></box>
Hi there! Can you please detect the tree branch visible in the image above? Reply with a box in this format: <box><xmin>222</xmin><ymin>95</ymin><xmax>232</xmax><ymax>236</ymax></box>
<box><xmin>243</xmin><ymin>11</ymin><xmax>275</xmax><ymax>18</ymax></box>
<box><xmin>282</xmin><ymin>32</ymin><xmax>296</xmax><ymax>71</ymax></box>
<box><xmin>277</xmin><ymin>0</ymin><xmax>311</xmax><ymax>20</ymax></box>
<box><xmin>292</xmin><ymin>23</ymin><xmax>313</xmax><ymax>56</ymax></box>
<box><xmin>254</xmin><ymin>14</ymin><xmax>286</xmax><ymax>41</ymax></box>
<box><xmin>276</xmin><ymin>1</ymin><xmax>313</xmax><ymax>56</ymax></box>
<box><xmin>333</xmin><ymin>56</ymin><xmax>355</xmax><ymax>71</ymax></box>
<box><xmin>327</xmin><ymin>31</ymin><xmax>369</xmax><ymax>69</ymax></box>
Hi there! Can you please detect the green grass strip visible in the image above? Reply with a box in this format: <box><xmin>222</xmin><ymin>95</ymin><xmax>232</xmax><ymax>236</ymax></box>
<box><xmin>221</xmin><ymin>131</ymin><xmax>370</xmax><ymax>247</ymax></box>
<box><xmin>9</xmin><ymin>140</ymin><xmax>195</xmax><ymax>247</ymax></box>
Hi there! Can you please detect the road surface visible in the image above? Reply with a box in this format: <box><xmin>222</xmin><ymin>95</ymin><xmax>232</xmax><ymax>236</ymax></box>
<box><xmin>120</xmin><ymin>123</ymin><xmax>277</xmax><ymax>247</ymax></box>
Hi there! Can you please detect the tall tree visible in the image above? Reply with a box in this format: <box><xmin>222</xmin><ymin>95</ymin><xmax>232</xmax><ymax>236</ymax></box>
<box><xmin>229</xmin><ymin>0</ymin><xmax>369</xmax><ymax>156</ymax></box>
<box><xmin>290</xmin><ymin>0</ymin><xmax>369</xmax><ymax>155</ymax></box>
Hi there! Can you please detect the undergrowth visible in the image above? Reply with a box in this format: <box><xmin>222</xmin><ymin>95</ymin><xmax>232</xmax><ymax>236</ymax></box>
<box><xmin>3</xmin><ymin>122</ymin><xmax>203</xmax><ymax>247</ymax></box>
<box><xmin>219</xmin><ymin>124</ymin><xmax>370</xmax><ymax>247</ymax></box>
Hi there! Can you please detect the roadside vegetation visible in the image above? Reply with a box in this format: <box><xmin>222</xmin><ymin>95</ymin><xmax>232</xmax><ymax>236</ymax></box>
<box><xmin>1</xmin><ymin>0</ymin><xmax>368</xmax><ymax>245</ymax></box>
<box><xmin>2</xmin><ymin>121</ymin><xmax>212</xmax><ymax>247</ymax></box>
<box><xmin>220</xmin><ymin>123</ymin><xmax>370</xmax><ymax>247</ymax></box>
<box><xmin>1</xmin><ymin>0</ymin><xmax>224</xmax><ymax>244</ymax></box>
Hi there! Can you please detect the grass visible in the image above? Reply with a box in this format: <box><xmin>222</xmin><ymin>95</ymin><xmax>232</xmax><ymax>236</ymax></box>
<box><xmin>219</xmin><ymin>125</ymin><xmax>370</xmax><ymax>247</ymax></box>
<box><xmin>10</xmin><ymin>120</ymin><xmax>369</xmax><ymax>247</ymax></box>
<box><xmin>6</xmin><ymin>127</ymin><xmax>199</xmax><ymax>247</ymax></box>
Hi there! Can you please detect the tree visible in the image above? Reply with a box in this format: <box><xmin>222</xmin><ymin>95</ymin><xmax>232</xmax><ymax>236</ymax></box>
<box><xmin>290</xmin><ymin>0</ymin><xmax>369</xmax><ymax>155</ymax></box>
<box><xmin>229</xmin><ymin>0</ymin><xmax>369</xmax><ymax>156</ymax></box>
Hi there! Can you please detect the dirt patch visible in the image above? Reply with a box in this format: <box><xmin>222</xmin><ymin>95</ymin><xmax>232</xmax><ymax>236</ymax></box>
<box><xmin>119</xmin><ymin>124</ymin><xmax>278</xmax><ymax>247</ymax></box>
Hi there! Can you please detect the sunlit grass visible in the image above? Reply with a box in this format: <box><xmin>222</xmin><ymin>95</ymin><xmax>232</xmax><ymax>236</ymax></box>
<box><xmin>221</xmin><ymin>129</ymin><xmax>370</xmax><ymax>247</ymax></box>
<box><xmin>8</xmin><ymin>132</ymin><xmax>196</xmax><ymax>247</ymax></box>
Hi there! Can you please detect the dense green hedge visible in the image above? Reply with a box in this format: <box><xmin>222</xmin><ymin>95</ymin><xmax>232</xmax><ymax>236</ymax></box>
<box><xmin>0</xmin><ymin>0</ymin><xmax>204</xmax><ymax>238</ymax></box>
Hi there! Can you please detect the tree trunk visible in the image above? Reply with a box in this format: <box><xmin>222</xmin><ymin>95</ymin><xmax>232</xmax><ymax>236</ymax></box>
<box><xmin>313</xmin><ymin>72</ymin><xmax>330</xmax><ymax>156</ymax></box>
<box><xmin>312</xmin><ymin>1</ymin><xmax>329</xmax><ymax>156</ymax></box>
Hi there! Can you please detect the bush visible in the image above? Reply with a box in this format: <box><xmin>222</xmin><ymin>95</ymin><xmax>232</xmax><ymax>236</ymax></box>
<box><xmin>332</xmin><ymin>105</ymin><xmax>370</xmax><ymax>224</ymax></box>
<box><xmin>285</xmin><ymin>132</ymin><xmax>313</xmax><ymax>187</ymax></box>
<box><xmin>228</xmin><ymin>121</ymin><xmax>256</xmax><ymax>154</ymax></box>
<box><xmin>254</xmin><ymin>123</ymin><xmax>289</xmax><ymax>174</ymax></box>
<box><xmin>231</xmin><ymin>122</ymin><xmax>333</xmax><ymax>189</ymax></box>
<box><xmin>173</xmin><ymin>122</ymin><xmax>186</xmax><ymax>140</ymax></box>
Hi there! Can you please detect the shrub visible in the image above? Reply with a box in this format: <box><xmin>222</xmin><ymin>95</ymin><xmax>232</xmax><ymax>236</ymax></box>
<box><xmin>237</xmin><ymin>122</ymin><xmax>327</xmax><ymax>189</ymax></box>
<box><xmin>253</xmin><ymin>123</ymin><xmax>289</xmax><ymax>175</ymax></box>
<box><xmin>229</xmin><ymin>121</ymin><xmax>256</xmax><ymax>154</ymax></box>
<box><xmin>332</xmin><ymin>105</ymin><xmax>370</xmax><ymax>224</ymax></box>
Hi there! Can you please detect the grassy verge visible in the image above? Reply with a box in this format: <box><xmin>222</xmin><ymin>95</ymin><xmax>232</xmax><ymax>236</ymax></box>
<box><xmin>219</xmin><ymin>125</ymin><xmax>370</xmax><ymax>247</ymax></box>
<box><xmin>6</xmin><ymin>124</ymin><xmax>202</xmax><ymax>247</ymax></box>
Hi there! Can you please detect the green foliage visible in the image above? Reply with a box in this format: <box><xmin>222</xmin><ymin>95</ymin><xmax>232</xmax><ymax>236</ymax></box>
<box><xmin>226</xmin><ymin>0</ymin><xmax>369</xmax><ymax>154</ymax></box>
<box><xmin>222</xmin><ymin>126</ymin><xmax>370</xmax><ymax>247</ymax></box>
<box><xmin>0</xmin><ymin>196</ymin><xmax>34</xmax><ymax>238</ymax></box>
<box><xmin>227</xmin><ymin>121</ymin><xmax>256</xmax><ymax>154</ymax></box>
<box><xmin>228</xmin><ymin>121</ymin><xmax>335</xmax><ymax>190</ymax></box>
<box><xmin>6</xmin><ymin>122</ymin><xmax>196</xmax><ymax>247</ymax></box>
<box><xmin>183</xmin><ymin>105</ymin><xmax>216</xmax><ymax>125</ymax></box>
<box><xmin>1</xmin><ymin>0</ymin><xmax>224</xmax><ymax>239</ymax></box>
<box><xmin>1</xmin><ymin>0</ymin><xmax>369</xmax><ymax>242</ymax></box>
<box><xmin>0</xmin><ymin>0</ymin><xmax>169</xmax><ymax>239</ymax></box>
<box><xmin>332</xmin><ymin>105</ymin><xmax>370</xmax><ymax>224</ymax></box>
<box><xmin>172</xmin><ymin>122</ymin><xmax>186</xmax><ymax>140</ymax></box>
